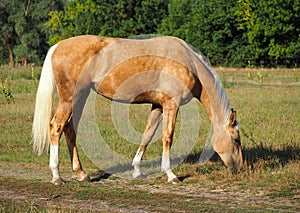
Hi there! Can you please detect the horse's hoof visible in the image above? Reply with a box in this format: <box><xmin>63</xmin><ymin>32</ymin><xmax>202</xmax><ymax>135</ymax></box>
<box><xmin>168</xmin><ymin>177</ymin><xmax>181</xmax><ymax>184</ymax></box>
<box><xmin>51</xmin><ymin>177</ymin><xmax>65</xmax><ymax>185</ymax></box>
<box><xmin>78</xmin><ymin>175</ymin><xmax>91</xmax><ymax>183</ymax></box>
<box><xmin>133</xmin><ymin>173</ymin><xmax>147</xmax><ymax>180</ymax></box>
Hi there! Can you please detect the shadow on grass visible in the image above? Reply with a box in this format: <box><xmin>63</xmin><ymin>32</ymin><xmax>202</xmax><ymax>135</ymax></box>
<box><xmin>90</xmin><ymin>170</ymin><xmax>111</xmax><ymax>182</ymax></box>
<box><xmin>89</xmin><ymin>143</ymin><xmax>299</xmax><ymax>181</ymax></box>
<box><xmin>184</xmin><ymin>144</ymin><xmax>300</xmax><ymax>172</ymax></box>
<box><xmin>243</xmin><ymin>144</ymin><xmax>300</xmax><ymax>171</ymax></box>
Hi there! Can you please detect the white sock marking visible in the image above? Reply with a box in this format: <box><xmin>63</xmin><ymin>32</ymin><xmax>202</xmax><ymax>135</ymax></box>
<box><xmin>49</xmin><ymin>144</ymin><xmax>60</xmax><ymax>178</ymax></box>
<box><xmin>132</xmin><ymin>151</ymin><xmax>143</xmax><ymax>178</ymax></box>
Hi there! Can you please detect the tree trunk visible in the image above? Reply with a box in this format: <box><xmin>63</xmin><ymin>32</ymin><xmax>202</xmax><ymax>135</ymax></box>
<box><xmin>23</xmin><ymin>58</ymin><xmax>28</xmax><ymax>66</ymax></box>
<box><xmin>7</xmin><ymin>45</ymin><xmax>14</xmax><ymax>66</ymax></box>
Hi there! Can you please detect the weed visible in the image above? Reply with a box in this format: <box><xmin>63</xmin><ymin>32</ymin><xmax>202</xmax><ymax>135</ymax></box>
<box><xmin>257</xmin><ymin>70</ymin><xmax>263</xmax><ymax>85</ymax></box>
<box><xmin>247</xmin><ymin>71</ymin><xmax>253</xmax><ymax>80</ymax></box>
<box><xmin>0</xmin><ymin>76</ymin><xmax>14</xmax><ymax>103</ymax></box>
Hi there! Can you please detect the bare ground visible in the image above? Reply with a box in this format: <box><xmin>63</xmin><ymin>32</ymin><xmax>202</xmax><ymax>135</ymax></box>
<box><xmin>0</xmin><ymin>162</ymin><xmax>299</xmax><ymax>212</ymax></box>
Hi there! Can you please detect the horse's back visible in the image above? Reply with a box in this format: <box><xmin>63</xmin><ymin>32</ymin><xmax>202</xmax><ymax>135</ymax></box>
<box><xmin>50</xmin><ymin>35</ymin><xmax>199</xmax><ymax>104</ymax></box>
<box><xmin>88</xmin><ymin>36</ymin><xmax>198</xmax><ymax>104</ymax></box>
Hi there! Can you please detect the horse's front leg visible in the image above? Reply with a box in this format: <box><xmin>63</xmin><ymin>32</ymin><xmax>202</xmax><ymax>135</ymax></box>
<box><xmin>49</xmin><ymin>101</ymin><xmax>72</xmax><ymax>185</ymax></box>
<box><xmin>132</xmin><ymin>105</ymin><xmax>163</xmax><ymax>179</ymax></box>
<box><xmin>64</xmin><ymin>118</ymin><xmax>90</xmax><ymax>182</ymax></box>
<box><xmin>161</xmin><ymin>101</ymin><xmax>180</xmax><ymax>184</ymax></box>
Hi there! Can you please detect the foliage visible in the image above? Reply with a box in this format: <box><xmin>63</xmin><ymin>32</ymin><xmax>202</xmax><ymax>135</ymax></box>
<box><xmin>0</xmin><ymin>76</ymin><xmax>14</xmax><ymax>103</ymax></box>
<box><xmin>158</xmin><ymin>0</ymin><xmax>247</xmax><ymax>67</ymax></box>
<box><xmin>236</xmin><ymin>0</ymin><xmax>300</xmax><ymax>67</ymax></box>
<box><xmin>46</xmin><ymin>0</ymin><xmax>168</xmax><ymax>45</ymax></box>
<box><xmin>44</xmin><ymin>0</ymin><xmax>300</xmax><ymax>67</ymax></box>
<box><xmin>159</xmin><ymin>0</ymin><xmax>300</xmax><ymax>67</ymax></box>
<box><xmin>0</xmin><ymin>0</ymin><xmax>63</xmax><ymax>65</ymax></box>
<box><xmin>0</xmin><ymin>0</ymin><xmax>299</xmax><ymax>67</ymax></box>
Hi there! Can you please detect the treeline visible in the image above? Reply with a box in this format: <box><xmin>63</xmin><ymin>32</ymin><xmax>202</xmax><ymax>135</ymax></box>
<box><xmin>1</xmin><ymin>0</ymin><xmax>299</xmax><ymax>67</ymax></box>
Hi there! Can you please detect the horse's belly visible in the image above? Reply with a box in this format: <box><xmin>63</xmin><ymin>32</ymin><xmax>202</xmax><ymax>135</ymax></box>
<box><xmin>95</xmin><ymin>73</ymin><xmax>195</xmax><ymax>105</ymax></box>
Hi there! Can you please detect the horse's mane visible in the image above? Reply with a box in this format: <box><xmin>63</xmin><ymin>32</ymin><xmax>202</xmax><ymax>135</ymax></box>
<box><xmin>192</xmin><ymin>51</ymin><xmax>232</xmax><ymax>124</ymax></box>
<box><xmin>190</xmin><ymin>50</ymin><xmax>232</xmax><ymax>163</ymax></box>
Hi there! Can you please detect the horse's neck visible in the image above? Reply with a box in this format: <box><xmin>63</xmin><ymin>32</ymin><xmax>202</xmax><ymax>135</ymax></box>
<box><xmin>195</xmin><ymin>62</ymin><xmax>231</xmax><ymax>127</ymax></box>
<box><xmin>200</xmin><ymin>85</ymin><xmax>228</xmax><ymax>126</ymax></box>
<box><xmin>199</xmin><ymin>85</ymin><xmax>213</xmax><ymax>120</ymax></box>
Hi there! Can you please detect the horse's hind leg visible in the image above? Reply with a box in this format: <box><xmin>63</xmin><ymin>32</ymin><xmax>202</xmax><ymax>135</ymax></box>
<box><xmin>64</xmin><ymin>88</ymin><xmax>91</xmax><ymax>182</ymax></box>
<box><xmin>49</xmin><ymin>101</ymin><xmax>72</xmax><ymax>184</ymax></box>
<box><xmin>50</xmin><ymin>88</ymin><xmax>91</xmax><ymax>184</ymax></box>
<box><xmin>64</xmin><ymin>118</ymin><xmax>90</xmax><ymax>182</ymax></box>
<box><xmin>132</xmin><ymin>104</ymin><xmax>163</xmax><ymax>179</ymax></box>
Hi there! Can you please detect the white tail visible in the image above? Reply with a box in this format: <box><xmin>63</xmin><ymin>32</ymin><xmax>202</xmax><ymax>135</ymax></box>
<box><xmin>32</xmin><ymin>44</ymin><xmax>58</xmax><ymax>155</ymax></box>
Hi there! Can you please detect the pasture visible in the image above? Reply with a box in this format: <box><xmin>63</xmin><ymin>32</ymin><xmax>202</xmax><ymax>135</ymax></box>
<box><xmin>0</xmin><ymin>65</ymin><xmax>299</xmax><ymax>212</ymax></box>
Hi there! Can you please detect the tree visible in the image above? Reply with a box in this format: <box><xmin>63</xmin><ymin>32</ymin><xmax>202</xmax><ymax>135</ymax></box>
<box><xmin>236</xmin><ymin>0</ymin><xmax>300</xmax><ymax>67</ymax></box>
<box><xmin>0</xmin><ymin>0</ymin><xmax>63</xmax><ymax>65</ymax></box>
<box><xmin>1</xmin><ymin>0</ymin><xmax>299</xmax><ymax>67</ymax></box>
<box><xmin>158</xmin><ymin>0</ymin><xmax>192</xmax><ymax>39</ymax></box>
<box><xmin>47</xmin><ymin>0</ymin><xmax>100</xmax><ymax>45</ymax></box>
<box><xmin>188</xmin><ymin>0</ymin><xmax>246</xmax><ymax>66</ymax></box>
<box><xmin>159</xmin><ymin>0</ymin><xmax>300</xmax><ymax>67</ymax></box>
<box><xmin>159</xmin><ymin>0</ymin><xmax>246</xmax><ymax>66</ymax></box>
<box><xmin>0</xmin><ymin>0</ymin><xmax>18</xmax><ymax>65</ymax></box>
<box><xmin>47</xmin><ymin>0</ymin><xmax>168</xmax><ymax>45</ymax></box>
<box><xmin>133</xmin><ymin>0</ymin><xmax>168</xmax><ymax>35</ymax></box>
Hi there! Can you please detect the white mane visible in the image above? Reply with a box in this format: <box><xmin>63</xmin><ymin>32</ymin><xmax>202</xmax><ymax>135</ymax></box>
<box><xmin>193</xmin><ymin>51</ymin><xmax>232</xmax><ymax>124</ymax></box>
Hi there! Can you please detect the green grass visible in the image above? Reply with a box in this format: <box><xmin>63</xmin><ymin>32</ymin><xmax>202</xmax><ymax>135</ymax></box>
<box><xmin>0</xmin><ymin>66</ymin><xmax>299</xmax><ymax>212</ymax></box>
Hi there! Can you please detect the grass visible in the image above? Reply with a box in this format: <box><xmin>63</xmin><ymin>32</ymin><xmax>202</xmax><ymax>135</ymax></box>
<box><xmin>0</xmin><ymin>65</ymin><xmax>299</xmax><ymax>212</ymax></box>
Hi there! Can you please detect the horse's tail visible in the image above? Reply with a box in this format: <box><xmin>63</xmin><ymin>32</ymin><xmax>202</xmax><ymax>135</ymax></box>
<box><xmin>32</xmin><ymin>44</ymin><xmax>58</xmax><ymax>155</ymax></box>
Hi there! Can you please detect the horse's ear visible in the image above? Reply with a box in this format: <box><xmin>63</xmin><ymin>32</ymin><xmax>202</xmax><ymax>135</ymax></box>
<box><xmin>229</xmin><ymin>109</ymin><xmax>236</xmax><ymax>128</ymax></box>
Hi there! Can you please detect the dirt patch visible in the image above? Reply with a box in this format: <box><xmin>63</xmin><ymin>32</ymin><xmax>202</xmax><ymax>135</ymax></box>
<box><xmin>0</xmin><ymin>162</ymin><xmax>299</xmax><ymax>212</ymax></box>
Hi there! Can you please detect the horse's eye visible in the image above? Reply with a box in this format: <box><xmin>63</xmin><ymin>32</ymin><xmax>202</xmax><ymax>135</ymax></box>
<box><xmin>232</xmin><ymin>137</ymin><xmax>241</xmax><ymax>145</ymax></box>
<box><xmin>235</xmin><ymin>138</ymin><xmax>241</xmax><ymax>145</ymax></box>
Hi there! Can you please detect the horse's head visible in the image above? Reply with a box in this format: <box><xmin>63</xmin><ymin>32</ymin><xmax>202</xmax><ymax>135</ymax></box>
<box><xmin>213</xmin><ymin>110</ymin><xmax>243</xmax><ymax>174</ymax></box>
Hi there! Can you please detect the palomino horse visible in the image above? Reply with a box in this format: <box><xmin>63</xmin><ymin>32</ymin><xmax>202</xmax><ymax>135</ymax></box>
<box><xmin>32</xmin><ymin>35</ymin><xmax>243</xmax><ymax>184</ymax></box>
